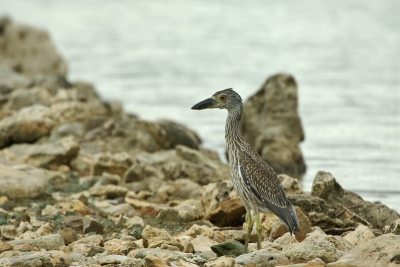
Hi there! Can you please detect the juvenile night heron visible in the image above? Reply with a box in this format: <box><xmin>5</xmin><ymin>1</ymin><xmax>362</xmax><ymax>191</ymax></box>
<box><xmin>191</xmin><ymin>88</ymin><xmax>299</xmax><ymax>253</ymax></box>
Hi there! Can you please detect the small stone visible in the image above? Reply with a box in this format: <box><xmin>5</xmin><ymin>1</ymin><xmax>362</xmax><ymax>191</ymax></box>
<box><xmin>211</xmin><ymin>241</ymin><xmax>244</xmax><ymax>257</ymax></box>
<box><xmin>142</xmin><ymin>225</ymin><xmax>173</xmax><ymax>248</ymax></box>
<box><xmin>41</xmin><ymin>205</ymin><xmax>59</xmax><ymax>217</ymax></box>
<box><xmin>11</xmin><ymin>244</ymin><xmax>38</xmax><ymax>252</ymax></box>
<box><xmin>83</xmin><ymin>216</ymin><xmax>104</xmax><ymax>234</ymax></box>
<box><xmin>270</xmin><ymin>222</ymin><xmax>289</xmax><ymax>241</ymax></box>
<box><xmin>0</xmin><ymin>241</ymin><xmax>12</xmax><ymax>253</ymax></box>
<box><xmin>0</xmin><ymin>196</ymin><xmax>9</xmax><ymax>205</ymax></box>
<box><xmin>144</xmin><ymin>254</ymin><xmax>171</xmax><ymax>267</ymax></box>
<box><xmin>191</xmin><ymin>236</ymin><xmax>218</xmax><ymax>259</ymax></box>
<box><xmin>64</xmin><ymin>215</ymin><xmax>84</xmax><ymax>228</ymax></box>
<box><xmin>35</xmin><ymin>222</ymin><xmax>54</xmax><ymax>237</ymax></box>
<box><xmin>159</xmin><ymin>244</ymin><xmax>181</xmax><ymax>251</ymax></box>
<box><xmin>294</xmin><ymin>206</ymin><xmax>312</xmax><ymax>240</ymax></box>
<box><xmin>204</xmin><ymin>256</ymin><xmax>235</xmax><ymax>267</ymax></box>
<box><xmin>0</xmin><ymin>251</ymin><xmax>70</xmax><ymax>267</ymax></box>
<box><xmin>261</xmin><ymin>213</ymin><xmax>281</xmax><ymax>238</ymax></box>
<box><xmin>201</xmin><ymin>181</ymin><xmax>238</xmax><ymax>220</ymax></box>
<box><xmin>343</xmin><ymin>224</ymin><xmax>376</xmax><ymax>246</ymax></box>
<box><xmin>176</xmin><ymin>236</ymin><xmax>194</xmax><ymax>253</ymax></box>
<box><xmin>103</xmin><ymin>203</ymin><xmax>133</xmax><ymax>216</ymax></box>
<box><xmin>388</xmin><ymin>218</ymin><xmax>400</xmax><ymax>235</ymax></box>
<box><xmin>278</xmin><ymin>174</ymin><xmax>302</xmax><ymax>194</ymax></box>
<box><xmin>207</xmin><ymin>198</ymin><xmax>246</xmax><ymax>227</ymax></box>
<box><xmin>68</xmin><ymin>199</ymin><xmax>89</xmax><ymax>216</ymax></box>
<box><xmin>92</xmin><ymin>151</ymin><xmax>133</xmax><ymax>177</ymax></box>
<box><xmin>124</xmin><ymin>216</ymin><xmax>145</xmax><ymax>229</ymax></box>
<box><xmin>59</xmin><ymin>227</ymin><xmax>78</xmax><ymax>245</ymax></box>
<box><xmin>98</xmin><ymin>255</ymin><xmax>136</xmax><ymax>265</ymax></box>
<box><xmin>89</xmin><ymin>184</ymin><xmax>128</xmax><ymax>199</ymax></box>
<box><xmin>104</xmin><ymin>238</ymin><xmax>137</xmax><ymax>255</ymax></box>
<box><xmin>8</xmin><ymin>234</ymin><xmax>65</xmax><ymax>250</ymax></box>
<box><xmin>235</xmin><ymin>247</ymin><xmax>290</xmax><ymax>267</ymax></box>
<box><xmin>0</xmin><ymin>225</ymin><xmax>21</xmax><ymax>239</ymax></box>
<box><xmin>185</xmin><ymin>224</ymin><xmax>214</xmax><ymax>238</ymax></box>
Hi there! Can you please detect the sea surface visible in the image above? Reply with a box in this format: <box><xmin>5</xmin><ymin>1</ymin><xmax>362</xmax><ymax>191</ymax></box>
<box><xmin>1</xmin><ymin>0</ymin><xmax>399</xmax><ymax>211</ymax></box>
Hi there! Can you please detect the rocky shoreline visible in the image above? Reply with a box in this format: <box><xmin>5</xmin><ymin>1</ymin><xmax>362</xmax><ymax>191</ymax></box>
<box><xmin>0</xmin><ymin>17</ymin><xmax>399</xmax><ymax>267</ymax></box>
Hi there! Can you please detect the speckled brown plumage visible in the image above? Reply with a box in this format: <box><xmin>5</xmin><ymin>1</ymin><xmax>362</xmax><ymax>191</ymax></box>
<box><xmin>192</xmin><ymin>88</ymin><xmax>299</xmax><ymax>252</ymax></box>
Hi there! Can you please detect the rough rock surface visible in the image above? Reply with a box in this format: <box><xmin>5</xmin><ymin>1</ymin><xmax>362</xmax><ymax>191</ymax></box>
<box><xmin>0</xmin><ymin>17</ymin><xmax>398</xmax><ymax>267</ymax></box>
<box><xmin>3</xmin><ymin>136</ymin><xmax>80</xmax><ymax>168</ymax></box>
<box><xmin>0</xmin><ymin>157</ymin><xmax>50</xmax><ymax>198</ymax></box>
<box><xmin>0</xmin><ymin>18</ymin><xmax>67</xmax><ymax>75</ymax></box>
<box><xmin>235</xmin><ymin>247</ymin><xmax>289</xmax><ymax>267</ymax></box>
<box><xmin>0</xmin><ymin>105</ymin><xmax>54</xmax><ymax>148</ymax></box>
<box><xmin>240</xmin><ymin>73</ymin><xmax>306</xmax><ymax>177</ymax></box>
<box><xmin>339</xmin><ymin>234</ymin><xmax>400</xmax><ymax>267</ymax></box>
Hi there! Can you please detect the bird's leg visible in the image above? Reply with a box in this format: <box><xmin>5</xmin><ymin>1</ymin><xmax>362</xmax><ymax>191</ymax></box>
<box><xmin>255</xmin><ymin>212</ymin><xmax>262</xmax><ymax>250</ymax></box>
<box><xmin>244</xmin><ymin>211</ymin><xmax>253</xmax><ymax>253</ymax></box>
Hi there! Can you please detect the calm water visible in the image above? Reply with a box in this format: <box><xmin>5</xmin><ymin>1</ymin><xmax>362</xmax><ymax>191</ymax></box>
<box><xmin>1</xmin><ymin>0</ymin><xmax>399</xmax><ymax>211</ymax></box>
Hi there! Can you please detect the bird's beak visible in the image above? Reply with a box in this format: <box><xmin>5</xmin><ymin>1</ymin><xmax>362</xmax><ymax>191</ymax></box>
<box><xmin>191</xmin><ymin>98</ymin><xmax>217</xmax><ymax>110</ymax></box>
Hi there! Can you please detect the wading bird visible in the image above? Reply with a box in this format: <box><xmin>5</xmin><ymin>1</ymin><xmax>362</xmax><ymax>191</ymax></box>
<box><xmin>191</xmin><ymin>88</ymin><xmax>299</xmax><ymax>253</ymax></box>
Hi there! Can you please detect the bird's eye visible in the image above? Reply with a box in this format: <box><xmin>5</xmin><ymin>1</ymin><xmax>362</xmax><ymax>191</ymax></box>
<box><xmin>220</xmin><ymin>95</ymin><xmax>226</xmax><ymax>101</ymax></box>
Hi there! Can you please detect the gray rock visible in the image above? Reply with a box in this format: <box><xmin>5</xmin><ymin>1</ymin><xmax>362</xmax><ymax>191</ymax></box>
<box><xmin>91</xmin><ymin>151</ymin><xmax>133</xmax><ymax>177</ymax></box>
<box><xmin>278</xmin><ymin>174</ymin><xmax>302</xmax><ymax>195</ymax></box>
<box><xmin>0</xmin><ymin>225</ymin><xmax>21</xmax><ymax>239</ymax></box>
<box><xmin>201</xmin><ymin>180</ymin><xmax>238</xmax><ymax>220</ymax></box>
<box><xmin>168</xmin><ymin>178</ymin><xmax>203</xmax><ymax>200</ymax></box>
<box><xmin>0</xmin><ymin>251</ymin><xmax>69</xmax><ymax>267</ymax></box>
<box><xmin>3</xmin><ymin>135</ymin><xmax>79</xmax><ymax>168</ymax></box>
<box><xmin>5</xmin><ymin>88</ymin><xmax>38</xmax><ymax>110</ymax></box>
<box><xmin>134</xmin><ymin>248</ymin><xmax>207</xmax><ymax>266</ymax></box>
<box><xmin>387</xmin><ymin>218</ymin><xmax>400</xmax><ymax>235</ymax></box>
<box><xmin>124</xmin><ymin>216</ymin><xmax>145</xmax><ymax>229</ymax></box>
<box><xmin>282</xmin><ymin>229</ymin><xmax>345</xmax><ymax>263</ymax></box>
<box><xmin>67</xmin><ymin>252</ymin><xmax>93</xmax><ymax>265</ymax></box>
<box><xmin>339</xmin><ymin>233</ymin><xmax>400</xmax><ymax>267</ymax></box>
<box><xmin>0</xmin><ymin>105</ymin><xmax>54</xmax><ymax>148</ymax></box>
<box><xmin>0</xmin><ymin>66</ymin><xmax>31</xmax><ymax>93</ymax></box>
<box><xmin>207</xmin><ymin>197</ymin><xmax>246</xmax><ymax>227</ymax></box>
<box><xmin>204</xmin><ymin>256</ymin><xmax>235</xmax><ymax>267</ymax></box>
<box><xmin>235</xmin><ymin>247</ymin><xmax>290</xmax><ymax>267</ymax></box>
<box><xmin>137</xmin><ymin>145</ymin><xmax>230</xmax><ymax>185</ymax></box>
<box><xmin>0</xmin><ymin>20</ymin><xmax>67</xmax><ymax>76</ymax></box>
<box><xmin>141</xmin><ymin>225</ymin><xmax>183</xmax><ymax>250</ymax></box>
<box><xmin>50</xmin><ymin>101</ymin><xmax>108</xmax><ymax>126</ymax></box>
<box><xmin>239</xmin><ymin>73</ymin><xmax>306</xmax><ymax>177</ymax></box>
<box><xmin>102</xmin><ymin>203</ymin><xmax>133</xmax><ymax>216</ymax></box>
<box><xmin>89</xmin><ymin>184</ymin><xmax>128</xmax><ymax>199</ymax></box>
<box><xmin>140</xmin><ymin>119</ymin><xmax>201</xmax><ymax>150</ymax></box>
<box><xmin>287</xmin><ymin>193</ymin><xmax>330</xmax><ymax>215</ymax></box>
<box><xmin>98</xmin><ymin>255</ymin><xmax>138</xmax><ymax>265</ymax></box>
<box><xmin>124</xmin><ymin>160</ymin><xmax>164</xmax><ymax>183</ymax></box>
<box><xmin>211</xmin><ymin>241</ymin><xmax>244</xmax><ymax>257</ymax></box>
<box><xmin>8</xmin><ymin>234</ymin><xmax>65</xmax><ymax>250</ymax></box>
<box><xmin>58</xmin><ymin>227</ymin><xmax>78</xmax><ymax>245</ymax></box>
<box><xmin>343</xmin><ymin>224</ymin><xmax>376</xmax><ymax>246</ymax></box>
<box><xmin>63</xmin><ymin>235</ymin><xmax>105</xmax><ymax>257</ymax></box>
<box><xmin>191</xmin><ymin>235</ymin><xmax>218</xmax><ymax>259</ymax></box>
<box><xmin>83</xmin><ymin>216</ymin><xmax>104</xmax><ymax>234</ymax></box>
<box><xmin>311</xmin><ymin>171</ymin><xmax>400</xmax><ymax>230</ymax></box>
<box><xmin>156</xmin><ymin>202</ymin><xmax>203</xmax><ymax>223</ymax></box>
<box><xmin>50</xmin><ymin>122</ymin><xmax>85</xmax><ymax>141</ymax></box>
<box><xmin>0</xmin><ymin>158</ymin><xmax>49</xmax><ymax>198</ymax></box>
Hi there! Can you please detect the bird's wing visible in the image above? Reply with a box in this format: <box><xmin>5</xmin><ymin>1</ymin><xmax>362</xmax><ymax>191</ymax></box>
<box><xmin>238</xmin><ymin>149</ymin><xmax>288</xmax><ymax>209</ymax></box>
<box><xmin>238</xmin><ymin>147</ymin><xmax>299</xmax><ymax>234</ymax></box>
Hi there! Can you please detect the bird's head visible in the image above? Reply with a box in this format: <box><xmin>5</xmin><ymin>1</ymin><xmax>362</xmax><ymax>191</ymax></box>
<box><xmin>191</xmin><ymin>88</ymin><xmax>242</xmax><ymax>111</ymax></box>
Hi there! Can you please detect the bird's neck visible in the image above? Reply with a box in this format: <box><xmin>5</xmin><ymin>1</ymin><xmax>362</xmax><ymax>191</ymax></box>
<box><xmin>225</xmin><ymin>104</ymin><xmax>244</xmax><ymax>144</ymax></box>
